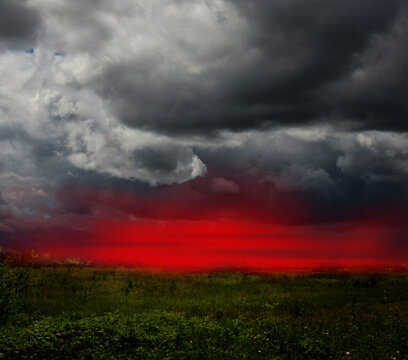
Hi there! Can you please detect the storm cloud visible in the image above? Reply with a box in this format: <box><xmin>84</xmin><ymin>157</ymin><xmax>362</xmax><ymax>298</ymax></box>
<box><xmin>89</xmin><ymin>0</ymin><xmax>405</xmax><ymax>133</ymax></box>
<box><xmin>0</xmin><ymin>0</ymin><xmax>408</xmax><ymax>234</ymax></box>
<box><xmin>0</xmin><ymin>0</ymin><xmax>42</xmax><ymax>47</ymax></box>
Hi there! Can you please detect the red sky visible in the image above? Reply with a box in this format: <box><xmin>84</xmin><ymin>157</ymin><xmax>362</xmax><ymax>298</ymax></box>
<box><xmin>2</xmin><ymin>175</ymin><xmax>407</xmax><ymax>271</ymax></box>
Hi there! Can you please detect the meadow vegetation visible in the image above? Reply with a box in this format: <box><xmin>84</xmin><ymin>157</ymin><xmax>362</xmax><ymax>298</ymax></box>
<box><xmin>0</xmin><ymin>257</ymin><xmax>407</xmax><ymax>359</ymax></box>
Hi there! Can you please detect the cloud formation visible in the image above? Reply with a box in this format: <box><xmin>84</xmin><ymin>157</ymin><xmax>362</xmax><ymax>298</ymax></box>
<box><xmin>0</xmin><ymin>0</ymin><xmax>42</xmax><ymax>47</ymax></box>
<box><xmin>0</xmin><ymin>0</ymin><xmax>408</xmax><ymax>234</ymax></box>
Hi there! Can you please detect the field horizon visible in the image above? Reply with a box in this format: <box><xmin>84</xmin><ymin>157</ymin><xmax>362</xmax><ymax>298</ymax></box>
<box><xmin>2</xmin><ymin>246</ymin><xmax>408</xmax><ymax>274</ymax></box>
<box><xmin>1</xmin><ymin>255</ymin><xmax>407</xmax><ymax>359</ymax></box>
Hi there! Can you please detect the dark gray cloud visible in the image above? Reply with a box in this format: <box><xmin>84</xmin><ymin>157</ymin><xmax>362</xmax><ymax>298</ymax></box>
<box><xmin>225</xmin><ymin>0</ymin><xmax>400</xmax><ymax>103</ymax></box>
<box><xmin>326</xmin><ymin>7</ymin><xmax>408</xmax><ymax>131</ymax></box>
<box><xmin>0</xmin><ymin>191</ymin><xmax>7</xmax><ymax>205</ymax></box>
<box><xmin>0</xmin><ymin>0</ymin><xmax>41</xmax><ymax>46</ymax></box>
<box><xmin>91</xmin><ymin>0</ymin><xmax>405</xmax><ymax>134</ymax></box>
<box><xmin>194</xmin><ymin>129</ymin><xmax>408</xmax><ymax>214</ymax></box>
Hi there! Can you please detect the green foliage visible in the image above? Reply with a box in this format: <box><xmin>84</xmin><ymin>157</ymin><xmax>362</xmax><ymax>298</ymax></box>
<box><xmin>299</xmin><ymin>335</ymin><xmax>328</xmax><ymax>358</ymax></box>
<box><xmin>0</xmin><ymin>265</ymin><xmax>407</xmax><ymax>359</ymax></box>
<box><xmin>0</xmin><ymin>263</ymin><xmax>36</xmax><ymax>324</ymax></box>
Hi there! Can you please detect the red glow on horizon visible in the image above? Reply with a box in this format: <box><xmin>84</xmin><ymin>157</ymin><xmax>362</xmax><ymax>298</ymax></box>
<box><xmin>2</xmin><ymin>182</ymin><xmax>408</xmax><ymax>272</ymax></box>
<box><xmin>24</xmin><ymin>217</ymin><xmax>407</xmax><ymax>272</ymax></box>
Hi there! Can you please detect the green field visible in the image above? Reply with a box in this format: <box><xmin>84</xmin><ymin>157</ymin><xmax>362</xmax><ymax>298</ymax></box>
<box><xmin>0</xmin><ymin>262</ymin><xmax>407</xmax><ymax>359</ymax></box>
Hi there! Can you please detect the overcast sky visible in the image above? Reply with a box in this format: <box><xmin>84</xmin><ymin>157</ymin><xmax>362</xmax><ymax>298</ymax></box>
<box><xmin>1</xmin><ymin>0</ymin><xmax>408</xmax><ymax>252</ymax></box>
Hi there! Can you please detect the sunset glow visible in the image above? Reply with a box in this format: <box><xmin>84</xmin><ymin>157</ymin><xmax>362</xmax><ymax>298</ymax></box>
<box><xmin>3</xmin><ymin>186</ymin><xmax>407</xmax><ymax>271</ymax></box>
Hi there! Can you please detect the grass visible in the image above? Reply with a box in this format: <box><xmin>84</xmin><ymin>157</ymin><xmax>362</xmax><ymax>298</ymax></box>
<box><xmin>0</xmin><ymin>261</ymin><xmax>407</xmax><ymax>359</ymax></box>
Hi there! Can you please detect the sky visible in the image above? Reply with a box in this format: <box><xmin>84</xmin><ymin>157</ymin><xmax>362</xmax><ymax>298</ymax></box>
<box><xmin>0</xmin><ymin>0</ymin><xmax>408</xmax><ymax>270</ymax></box>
